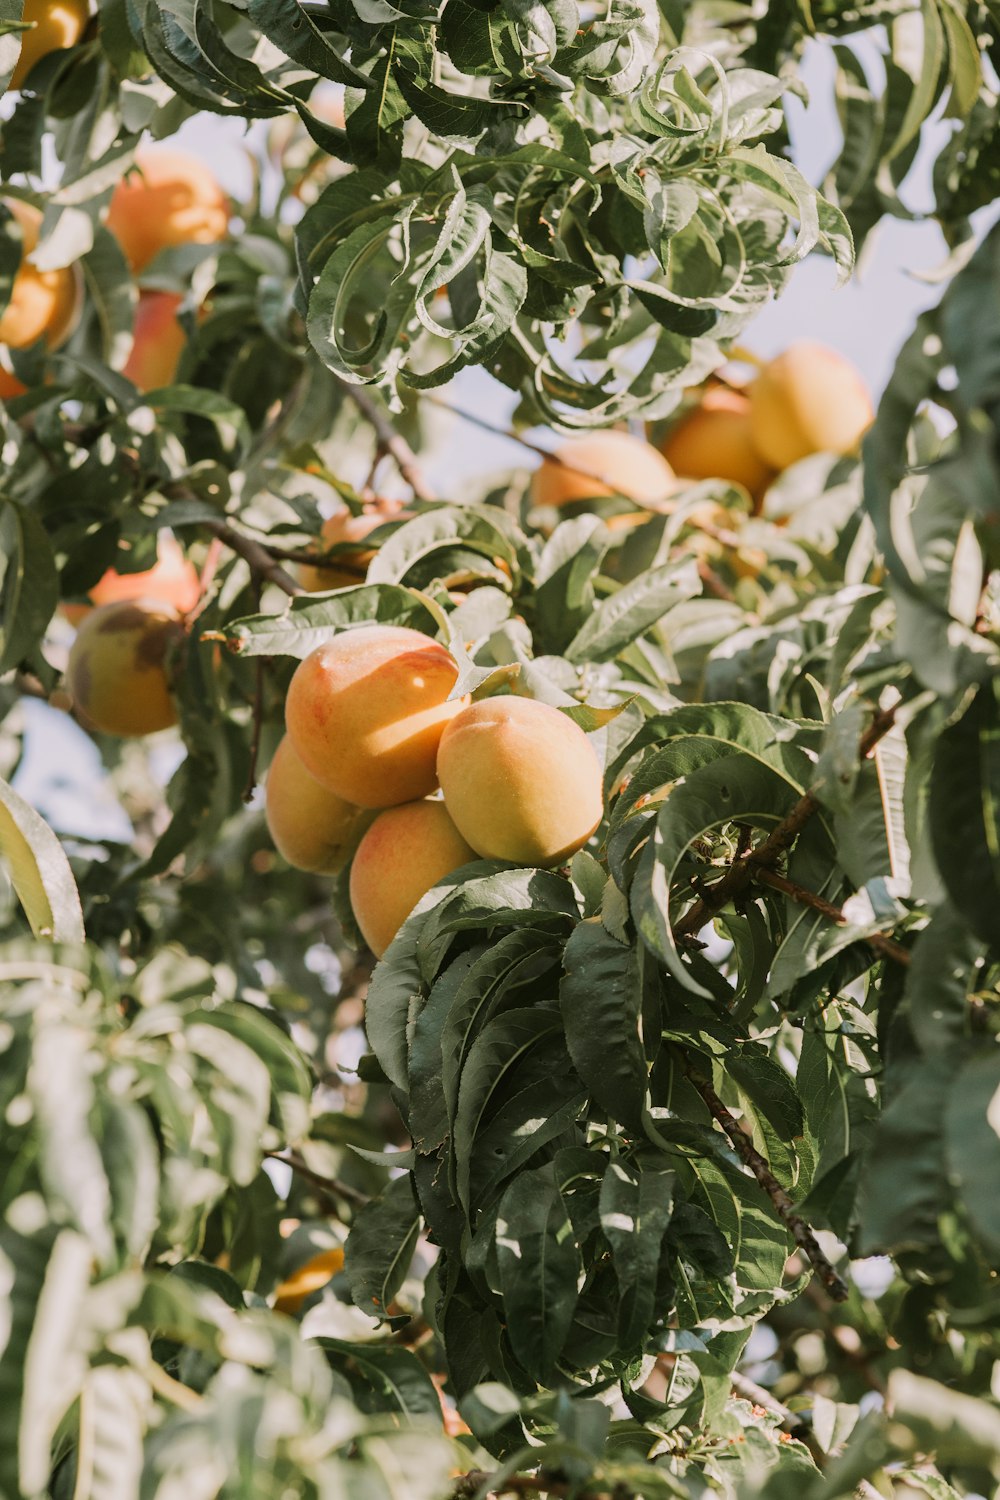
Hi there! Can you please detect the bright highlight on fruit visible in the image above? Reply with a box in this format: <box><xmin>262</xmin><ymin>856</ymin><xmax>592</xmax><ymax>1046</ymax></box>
<box><xmin>531</xmin><ymin>430</ymin><xmax>677</xmax><ymax>512</ymax></box>
<box><xmin>67</xmin><ymin>600</ymin><xmax>183</xmax><ymax>737</ymax></box>
<box><xmin>748</xmin><ymin>341</ymin><xmax>874</xmax><ymax>469</ymax></box>
<box><xmin>265</xmin><ymin>735</ymin><xmax>365</xmax><ymax>875</ymax></box>
<box><xmin>107</xmin><ymin>150</ymin><xmax>230</xmax><ymax>272</ymax></box>
<box><xmin>0</xmin><ymin>199</ymin><xmax>79</xmax><ymax>352</ymax></box>
<box><xmin>284</xmin><ymin>625</ymin><xmax>468</xmax><ymax>809</ymax></box>
<box><xmin>8</xmin><ymin>0</ymin><xmax>89</xmax><ymax>91</ymax></box>
<box><xmin>349</xmin><ymin>799</ymin><xmax>476</xmax><ymax>956</ymax></box>
<box><xmin>437</xmin><ymin>695</ymin><xmax>604</xmax><ymax>867</ymax></box>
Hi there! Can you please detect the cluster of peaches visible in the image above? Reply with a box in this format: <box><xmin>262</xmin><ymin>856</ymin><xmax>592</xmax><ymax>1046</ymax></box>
<box><xmin>267</xmin><ymin>627</ymin><xmax>604</xmax><ymax>955</ymax></box>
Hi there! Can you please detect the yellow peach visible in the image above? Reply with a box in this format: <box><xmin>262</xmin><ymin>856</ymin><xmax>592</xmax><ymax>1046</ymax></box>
<box><xmin>748</xmin><ymin>343</ymin><xmax>874</xmax><ymax>470</ymax></box>
<box><xmin>285</xmin><ymin>625</ymin><xmax>467</xmax><ymax>809</ymax></box>
<box><xmin>265</xmin><ymin>734</ymin><xmax>364</xmax><ymax>874</ymax></box>
<box><xmin>63</xmin><ymin>533</ymin><xmax>200</xmax><ymax>626</ymax></box>
<box><xmin>9</xmin><ymin>0</ymin><xmax>89</xmax><ymax>91</ymax></box>
<box><xmin>67</xmin><ymin>600</ymin><xmax>182</xmax><ymax>736</ymax></box>
<box><xmin>349</xmin><ymin>799</ymin><xmax>476</xmax><ymax>956</ymax></box>
<box><xmin>123</xmin><ymin>290</ymin><xmax>187</xmax><ymax>391</ymax></box>
<box><xmin>274</xmin><ymin>1246</ymin><xmax>345</xmax><ymax>1315</ymax></box>
<box><xmin>530</xmin><ymin>430</ymin><xmax>676</xmax><ymax>512</ymax></box>
<box><xmin>661</xmin><ymin>384</ymin><xmax>775</xmax><ymax>502</ymax></box>
<box><xmin>107</xmin><ymin>150</ymin><xmax>229</xmax><ymax>273</ymax></box>
<box><xmin>0</xmin><ymin>199</ymin><xmax>79</xmax><ymax>350</ymax></box>
<box><xmin>298</xmin><ymin>500</ymin><xmax>408</xmax><ymax>593</ymax></box>
<box><xmin>437</xmin><ymin>695</ymin><xmax>603</xmax><ymax>866</ymax></box>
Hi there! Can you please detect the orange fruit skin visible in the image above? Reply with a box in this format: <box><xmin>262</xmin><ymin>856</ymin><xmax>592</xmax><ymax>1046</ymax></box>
<box><xmin>107</xmin><ymin>150</ymin><xmax>230</xmax><ymax>272</ymax></box>
<box><xmin>273</xmin><ymin>1247</ymin><xmax>345</xmax><ymax>1315</ymax></box>
<box><xmin>285</xmin><ymin>625</ymin><xmax>468</xmax><ymax>809</ymax></box>
<box><xmin>9</xmin><ymin>0</ymin><xmax>89</xmax><ymax>90</ymax></box>
<box><xmin>298</xmin><ymin>500</ymin><xmax>408</xmax><ymax>593</ymax></box>
<box><xmin>437</xmin><ymin>695</ymin><xmax>604</xmax><ymax>867</ymax></box>
<box><xmin>123</xmin><ymin>290</ymin><xmax>187</xmax><ymax>391</ymax></box>
<box><xmin>749</xmin><ymin>342</ymin><xmax>874</xmax><ymax>470</ymax></box>
<box><xmin>0</xmin><ymin>366</ymin><xmax>26</xmax><ymax>400</ymax></box>
<box><xmin>264</xmin><ymin>734</ymin><xmax>365</xmax><ymax>874</ymax></box>
<box><xmin>0</xmin><ymin>199</ymin><xmax>79</xmax><ymax>351</ymax></box>
<box><xmin>531</xmin><ymin>430</ymin><xmax>677</xmax><ymax>511</ymax></box>
<box><xmin>349</xmin><ymin>799</ymin><xmax>476</xmax><ymax>956</ymax></box>
<box><xmin>62</xmin><ymin>534</ymin><xmax>200</xmax><ymax>626</ymax></box>
<box><xmin>661</xmin><ymin>385</ymin><xmax>775</xmax><ymax>500</ymax></box>
<box><xmin>66</xmin><ymin>600</ymin><xmax>183</xmax><ymax>737</ymax></box>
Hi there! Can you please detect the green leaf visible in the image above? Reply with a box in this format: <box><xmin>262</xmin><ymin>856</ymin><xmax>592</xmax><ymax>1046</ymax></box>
<box><xmin>219</xmin><ymin>586</ymin><xmax>440</xmax><ymax>657</ymax></box>
<box><xmin>944</xmin><ymin>1049</ymin><xmax>1000</xmax><ymax>1258</ymax></box>
<box><xmin>599</xmin><ymin>1157</ymin><xmax>674</xmax><ymax>1348</ymax></box>
<box><xmin>0</xmin><ymin>498</ymin><xmax>59</xmax><ymax>672</ymax></box>
<box><xmin>0</xmin><ymin>776</ymin><xmax>85</xmax><ymax>943</ymax></box>
<box><xmin>564</xmin><ymin>559</ymin><xmax>700</xmax><ymax>664</ymax></box>
<box><xmin>345</xmin><ymin>1174</ymin><xmax>421</xmax><ymax>1318</ymax></box>
<box><xmin>560</xmin><ymin>921</ymin><xmax>649</xmax><ymax>1129</ymax></box>
<box><xmin>496</xmin><ymin>1163</ymin><xmax>580</xmax><ymax>1381</ymax></box>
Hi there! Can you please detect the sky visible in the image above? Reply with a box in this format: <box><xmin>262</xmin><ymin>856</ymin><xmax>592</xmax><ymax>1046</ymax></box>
<box><xmin>9</xmin><ymin>29</ymin><xmax>1000</xmax><ymax>835</ymax></box>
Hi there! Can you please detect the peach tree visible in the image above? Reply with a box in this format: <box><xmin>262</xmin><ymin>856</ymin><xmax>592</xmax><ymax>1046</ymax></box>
<box><xmin>1</xmin><ymin>2</ymin><xmax>1000</xmax><ymax>1498</ymax></box>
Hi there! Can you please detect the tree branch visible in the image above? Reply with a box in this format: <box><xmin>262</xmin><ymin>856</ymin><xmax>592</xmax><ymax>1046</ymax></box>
<box><xmin>688</xmin><ymin>1071</ymin><xmax>850</xmax><ymax>1302</ymax></box>
<box><xmin>752</xmin><ymin>867</ymin><xmax>911</xmax><ymax>967</ymax></box>
<box><xmin>336</xmin><ymin>379</ymin><xmax>436</xmax><ymax>503</ymax></box>
<box><xmin>672</xmin><ymin>701</ymin><xmax>900</xmax><ymax>941</ymax></box>
<box><xmin>265</xmin><ymin>1150</ymin><xmax>371</xmax><ymax>1209</ymax></box>
<box><xmin>203</xmin><ymin>519</ymin><xmax>303</xmax><ymax>597</ymax></box>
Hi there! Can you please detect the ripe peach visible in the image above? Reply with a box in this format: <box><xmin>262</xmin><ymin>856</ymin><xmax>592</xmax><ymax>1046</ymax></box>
<box><xmin>67</xmin><ymin>600</ymin><xmax>183</xmax><ymax>737</ymax></box>
<box><xmin>123</xmin><ymin>290</ymin><xmax>186</xmax><ymax>391</ymax></box>
<box><xmin>0</xmin><ymin>366</ymin><xmax>26</xmax><ymax>400</ymax></box>
<box><xmin>748</xmin><ymin>343</ymin><xmax>874</xmax><ymax>470</ymax></box>
<box><xmin>661</xmin><ymin>384</ymin><xmax>775</xmax><ymax>500</ymax></box>
<box><xmin>437</xmin><ymin>696</ymin><xmax>603</xmax><ymax>866</ymax></box>
<box><xmin>265</xmin><ymin>734</ymin><xmax>364</xmax><ymax>874</ymax></box>
<box><xmin>9</xmin><ymin>0</ymin><xmax>89</xmax><ymax>90</ymax></box>
<box><xmin>349</xmin><ymin>799</ymin><xmax>476</xmax><ymax>956</ymax></box>
<box><xmin>0</xmin><ymin>199</ymin><xmax>79</xmax><ymax>350</ymax></box>
<box><xmin>107</xmin><ymin>150</ymin><xmax>229</xmax><ymax>273</ymax></box>
<box><xmin>530</xmin><ymin>430</ymin><xmax>676</xmax><ymax>512</ymax></box>
<box><xmin>273</xmin><ymin>1246</ymin><xmax>345</xmax><ymax>1315</ymax></box>
<box><xmin>285</xmin><ymin>625</ymin><xmax>467</xmax><ymax>809</ymax></box>
<box><xmin>298</xmin><ymin>500</ymin><xmax>407</xmax><ymax>593</ymax></box>
<box><xmin>63</xmin><ymin>533</ymin><xmax>200</xmax><ymax>626</ymax></box>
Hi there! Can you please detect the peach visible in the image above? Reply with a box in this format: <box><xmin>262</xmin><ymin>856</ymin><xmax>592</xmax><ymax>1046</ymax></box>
<box><xmin>437</xmin><ymin>695</ymin><xmax>603</xmax><ymax>866</ymax></box>
<box><xmin>273</xmin><ymin>1246</ymin><xmax>345</xmax><ymax>1315</ymax></box>
<box><xmin>285</xmin><ymin>625</ymin><xmax>467</xmax><ymax>808</ymax></box>
<box><xmin>9</xmin><ymin>0</ymin><xmax>89</xmax><ymax>90</ymax></box>
<box><xmin>298</xmin><ymin>500</ymin><xmax>407</xmax><ymax>593</ymax></box>
<box><xmin>748</xmin><ymin>343</ymin><xmax>874</xmax><ymax>470</ymax></box>
<box><xmin>0</xmin><ymin>199</ymin><xmax>79</xmax><ymax>350</ymax></box>
<box><xmin>107</xmin><ymin>150</ymin><xmax>229</xmax><ymax>272</ymax></box>
<box><xmin>64</xmin><ymin>533</ymin><xmax>200</xmax><ymax>626</ymax></box>
<box><xmin>0</xmin><ymin>366</ymin><xmax>26</xmax><ymax>400</ymax></box>
<box><xmin>349</xmin><ymin>799</ymin><xmax>475</xmax><ymax>956</ymax></box>
<box><xmin>67</xmin><ymin>600</ymin><xmax>182</xmax><ymax>736</ymax></box>
<box><xmin>264</xmin><ymin>733</ymin><xmax>364</xmax><ymax>873</ymax></box>
<box><xmin>123</xmin><ymin>290</ymin><xmax>186</xmax><ymax>391</ymax></box>
<box><xmin>530</xmin><ymin>430</ymin><xmax>676</xmax><ymax>511</ymax></box>
<box><xmin>661</xmin><ymin>384</ymin><xmax>774</xmax><ymax>500</ymax></box>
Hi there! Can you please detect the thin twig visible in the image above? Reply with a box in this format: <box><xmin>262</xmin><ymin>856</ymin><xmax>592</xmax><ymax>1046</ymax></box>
<box><xmin>336</xmin><ymin>379</ymin><xmax>435</xmax><ymax>503</ymax></box>
<box><xmin>688</xmin><ymin>1071</ymin><xmax>850</xmax><ymax>1302</ymax></box>
<box><xmin>243</xmin><ymin>577</ymin><xmax>265</xmax><ymax>803</ymax></box>
<box><xmin>753</xmin><ymin>867</ymin><xmax>911</xmax><ymax>968</ymax></box>
<box><xmin>672</xmin><ymin>701</ymin><xmax>900</xmax><ymax>941</ymax></box>
<box><xmin>265</xmin><ymin>1151</ymin><xmax>371</xmax><ymax>1208</ymax></box>
<box><xmin>203</xmin><ymin>519</ymin><xmax>303</xmax><ymax>597</ymax></box>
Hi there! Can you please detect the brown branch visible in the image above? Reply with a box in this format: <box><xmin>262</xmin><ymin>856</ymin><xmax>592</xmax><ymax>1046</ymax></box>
<box><xmin>672</xmin><ymin>701</ymin><xmax>900</xmax><ymax>941</ymax></box>
<box><xmin>336</xmin><ymin>379</ymin><xmax>435</xmax><ymax>503</ymax></box>
<box><xmin>688</xmin><ymin>1071</ymin><xmax>850</xmax><ymax>1303</ymax></box>
<box><xmin>265</xmin><ymin>1151</ymin><xmax>371</xmax><ymax>1209</ymax></box>
<box><xmin>753</xmin><ymin>867</ymin><xmax>911</xmax><ymax>968</ymax></box>
<box><xmin>203</xmin><ymin>519</ymin><xmax>303</xmax><ymax>597</ymax></box>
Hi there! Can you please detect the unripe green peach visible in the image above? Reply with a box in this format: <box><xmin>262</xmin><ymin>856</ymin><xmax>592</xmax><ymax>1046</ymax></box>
<box><xmin>661</xmin><ymin>384</ymin><xmax>774</xmax><ymax>501</ymax></box>
<box><xmin>265</xmin><ymin>734</ymin><xmax>365</xmax><ymax>874</ymax></box>
<box><xmin>285</xmin><ymin>625</ymin><xmax>468</xmax><ymax>809</ymax></box>
<box><xmin>530</xmin><ymin>430</ymin><xmax>676</xmax><ymax>511</ymax></box>
<box><xmin>437</xmin><ymin>696</ymin><xmax>603</xmax><ymax>866</ymax></box>
<box><xmin>67</xmin><ymin>600</ymin><xmax>182</xmax><ymax>736</ymax></box>
<box><xmin>748</xmin><ymin>343</ymin><xmax>873</xmax><ymax>470</ymax></box>
<box><xmin>349</xmin><ymin>799</ymin><xmax>476</xmax><ymax>956</ymax></box>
